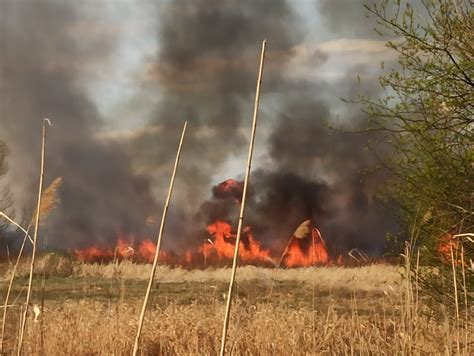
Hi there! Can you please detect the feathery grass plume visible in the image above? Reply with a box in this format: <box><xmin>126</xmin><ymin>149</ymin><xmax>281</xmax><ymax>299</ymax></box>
<box><xmin>0</xmin><ymin>184</ymin><xmax>60</xmax><ymax>352</ymax></box>
<box><xmin>270</xmin><ymin>219</ymin><xmax>314</xmax><ymax>299</ymax></box>
<box><xmin>293</xmin><ymin>219</ymin><xmax>311</xmax><ymax>239</ymax></box>
<box><xmin>421</xmin><ymin>208</ymin><xmax>433</xmax><ymax>225</ymax></box>
<box><xmin>33</xmin><ymin>176</ymin><xmax>62</xmax><ymax>354</ymax></box>
<box><xmin>278</xmin><ymin>219</ymin><xmax>311</xmax><ymax>268</ymax></box>
<box><xmin>29</xmin><ymin>176</ymin><xmax>62</xmax><ymax>226</ymax></box>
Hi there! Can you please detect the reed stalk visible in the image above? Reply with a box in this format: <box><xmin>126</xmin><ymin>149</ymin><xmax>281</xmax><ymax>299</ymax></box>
<box><xmin>220</xmin><ymin>40</ymin><xmax>266</xmax><ymax>356</ymax></box>
<box><xmin>450</xmin><ymin>246</ymin><xmax>460</xmax><ymax>354</ymax></box>
<box><xmin>17</xmin><ymin>118</ymin><xmax>51</xmax><ymax>355</ymax></box>
<box><xmin>132</xmin><ymin>121</ymin><xmax>187</xmax><ymax>355</ymax></box>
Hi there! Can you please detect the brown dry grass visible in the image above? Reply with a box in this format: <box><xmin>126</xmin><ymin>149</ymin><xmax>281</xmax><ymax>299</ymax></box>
<box><xmin>0</xmin><ymin>260</ymin><xmax>472</xmax><ymax>355</ymax></box>
<box><xmin>8</xmin><ymin>257</ymin><xmax>402</xmax><ymax>293</ymax></box>
<box><xmin>3</xmin><ymin>293</ymin><xmax>468</xmax><ymax>355</ymax></box>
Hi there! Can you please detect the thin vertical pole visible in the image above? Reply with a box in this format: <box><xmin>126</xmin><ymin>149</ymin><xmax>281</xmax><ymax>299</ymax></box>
<box><xmin>132</xmin><ymin>121</ymin><xmax>187</xmax><ymax>356</ymax></box>
<box><xmin>220</xmin><ymin>40</ymin><xmax>266</xmax><ymax>356</ymax></box>
<box><xmin>18</xmin><ymin>118</ymin><xmax>50</xmax><ymax>355</ymax></box>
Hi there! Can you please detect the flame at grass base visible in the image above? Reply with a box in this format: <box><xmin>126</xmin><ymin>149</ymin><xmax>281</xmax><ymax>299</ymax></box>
<box><xmin>199</xmin><ymin>220</ymin><xmax>272</xmax><ymax>264</ymax></box>
<box><xmin>74</xmin><ymin>221</ymin><xmax>331</xmax><ymax>267</ymax></box>
<box><xmin>283</xmin><ymin>235</ymin><xmax>329</xmax><ymax>267</ymax></box>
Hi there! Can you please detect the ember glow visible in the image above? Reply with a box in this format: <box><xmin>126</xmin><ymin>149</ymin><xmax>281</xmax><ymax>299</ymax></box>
<box><xmin>437</xmin><ymin>233</ymin><xmax>463</xmax><ymax>265</ymax></box>
<box><xmin>212</xmin><ymin>179</ymin><xmax>244</xmax><ymax>202</ymax></box>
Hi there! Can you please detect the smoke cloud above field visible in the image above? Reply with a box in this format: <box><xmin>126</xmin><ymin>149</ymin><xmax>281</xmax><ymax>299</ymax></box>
<box><xmin>0</xmin><ymin>1</ymin><xmax>156</xmax><ymax>248</ymax></box>
<box><xmin>0</xmin><ymin>0</ymin><xmax>397</xmax><ymax>255</ymax></box>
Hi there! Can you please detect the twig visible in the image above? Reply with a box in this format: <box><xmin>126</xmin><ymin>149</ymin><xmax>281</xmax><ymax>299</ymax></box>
<box><xmin>0</xmin><ymin>212</ymin><xmax>33</xmax><ymax>245</ymax></box>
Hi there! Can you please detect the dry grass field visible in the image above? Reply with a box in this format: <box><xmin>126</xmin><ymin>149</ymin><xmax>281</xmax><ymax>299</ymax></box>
<box><xmin>0</xmin><ymin>255</ymin><xmax>471</xmax><ymax>355</ymax></box>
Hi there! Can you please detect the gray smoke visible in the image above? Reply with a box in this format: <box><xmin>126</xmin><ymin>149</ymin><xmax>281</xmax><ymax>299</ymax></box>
<box><xmin>139</xmin><ymin>0</ymin><xmax>396</xmax><ymax>255</ymax></box>
<box><xmin>126</xmin><ymin>0</ymin><xmax>304</xmax><ymax>251</ymax></box>
<box><xmin>0</xmin><ymin>0</ymin><xmax>397</xmax><ymax>256</ymax></box>
<box><xmin>0</xmin><ymin>1</ymin><xmax>155</xmax><ymax>249</ymax></box>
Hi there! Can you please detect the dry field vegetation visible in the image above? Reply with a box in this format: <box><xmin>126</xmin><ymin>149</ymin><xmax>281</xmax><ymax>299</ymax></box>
<box><xmin>0</xmin><ymin>255</ymin><xmax>471</xmax><ymax>355</ymax></box>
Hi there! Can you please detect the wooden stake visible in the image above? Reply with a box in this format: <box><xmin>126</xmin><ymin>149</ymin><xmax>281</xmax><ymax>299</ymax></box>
<box><xmin>132</xmin><ymin>121</ymin><xmax>187</xmax><ymax>356</ymax></box>
<box><xmin>17</xmin><ymin>118</ymin><xmax>51</xmax><ymax>355</ymax></box>
<box><xmin>220</xmin><ymin>40</ymin><xmax>266</xmax><ymax>356</ymax></box>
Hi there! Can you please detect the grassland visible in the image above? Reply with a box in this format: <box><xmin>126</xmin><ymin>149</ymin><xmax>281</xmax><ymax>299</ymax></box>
<box><xmin>0</xmin><ymin>255</ymin><xmax>471</xmax><ymax>355</ymax></box>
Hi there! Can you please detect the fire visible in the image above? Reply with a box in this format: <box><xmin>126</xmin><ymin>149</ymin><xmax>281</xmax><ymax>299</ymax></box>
<box><xmin>74</xmin><ymin>175</ymin><xmax>333</xmax><ymax>268</ymax></box>
<box><xmin>74</xmin><ymin>237</ymin><xmax>170</xmax><ymax>264</ymax></box>
<box><xmin>200</xmin><ymin>221</ymin><xmax>271</xmax><ymax>264</ymax></box>
<box><xmin>283</xmin><ymin>228</ymin><xmax>329</xmax><ymax>267</ymax></box>
<box><xmin>137</xmin><ymin>240</ymin><xmax>156</xmax><ymax>262</ymax></box>
<box><xmin>437</xmin><ymin>232</ymin><xmax>462</xmax><ymax>265</ymax></box>
<box><xmin>74</xmin><ymin>245</ymin><xmax>113</xmax><ymax>261</ymax></box>
<box><xmin>74</xmin><ymin>220</ymin><xmax>333</xmax><ymax>268</ymax></box>
<box><xmin>116</xmin><ymin>236</ymin><xmax>135</xmax><ymax>258</ymax></box>
<box><xmin>212</xmin><ymin>179</ymin><xmax>244</xmax><ymax>202</ymax></box>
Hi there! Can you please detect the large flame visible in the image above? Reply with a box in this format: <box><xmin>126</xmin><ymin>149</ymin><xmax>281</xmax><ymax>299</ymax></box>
<box><xmin>283</xmin><ymin>228</ymin><xmax>329</xmax><ymax>267</ymax></box>
<box><xmin>199</xmin><ymin>220</ymin><xmax>272</xmax><ymax>264</ymax></box>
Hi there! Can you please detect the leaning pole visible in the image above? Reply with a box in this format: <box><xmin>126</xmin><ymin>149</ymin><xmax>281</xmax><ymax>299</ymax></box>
<box><xmin>219</xmin><ymin>40</ymin><xmax>266</xmax><ymax>356</ymax></box>
<box><xmin>133</xmin><ymin>122</ymin><xmax>187</xmax><ymax>355</ymax></box>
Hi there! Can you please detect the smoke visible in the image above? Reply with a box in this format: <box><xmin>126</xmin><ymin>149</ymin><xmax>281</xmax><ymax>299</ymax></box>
<box><xmin>161</xmin><ymin>1</ymin><xmax>396</xmax><ymax>255</ymax></box>
<box><xmin>0</xmin><ymin>1</ymin><xmax>155</xmax><ymax>248</ymax></box>
<box><xmin>124</xmin><ymin>0</ymin><xmax>305</xmax><ymax>251</ymax></box>
<box><xmin>0</xmin><ymin>0</ymin><xmax>397</xmax><ymax>256</ymax></box>
<box><xmin>317</xmin><ymin>0</ymin><xmax>380</xmax><ymax>38</ymax></box>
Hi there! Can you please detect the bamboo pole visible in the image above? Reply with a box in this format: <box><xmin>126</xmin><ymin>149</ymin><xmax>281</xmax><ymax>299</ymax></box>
<box><xmin>220</xmin><ymin>40</ymin><xmax>266</xmax><ymax>356</ymax></box>
<box><xmin>17</xmin><ymin>118</ymin><xmax>51</xmax><ymax>355</ymax></box>
<box><xmin>132</xmin><ymin>121</ymin><xmax>187</xmax><ymax>356</ymax></box>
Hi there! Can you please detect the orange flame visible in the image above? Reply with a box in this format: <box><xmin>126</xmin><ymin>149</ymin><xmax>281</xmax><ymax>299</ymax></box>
<box><xmin>74</xmin><ymin>237</ymin><xmax>172</xmax><ymax>264</ymax></box>
<box><xmin>199</xmin><ymin>220</ymin><xmax>271</xmax><ymax>264</ymax></box>
<box><xmin>73</xmin><ymin>222</ymin><xmax>332</xmax><ymax>268</ymax></box>
<box><xmin>283</xmin><ymin>228</ymin><xmax>329</xmax><ymax>267</ymax></box>
<box><xmin>74</xmin><ymin>246</ymin><xmax>113</xmax><ymax>261</ymax></box>
<box><xmin>437</xmin><ymin>233</ymin><xmax>462</xmax><ymax>265</ymax></box>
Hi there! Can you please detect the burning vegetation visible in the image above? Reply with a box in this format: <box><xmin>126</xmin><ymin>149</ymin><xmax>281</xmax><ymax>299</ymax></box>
<box><xmin>74</xmin><ymin>179</ymin><xmax>335</xmax><ymax>268</ymax></box>
<box><xmin>73</xmin><ymin>219</ymin><xmax>331</xmax><ymax>268</ymax></box>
